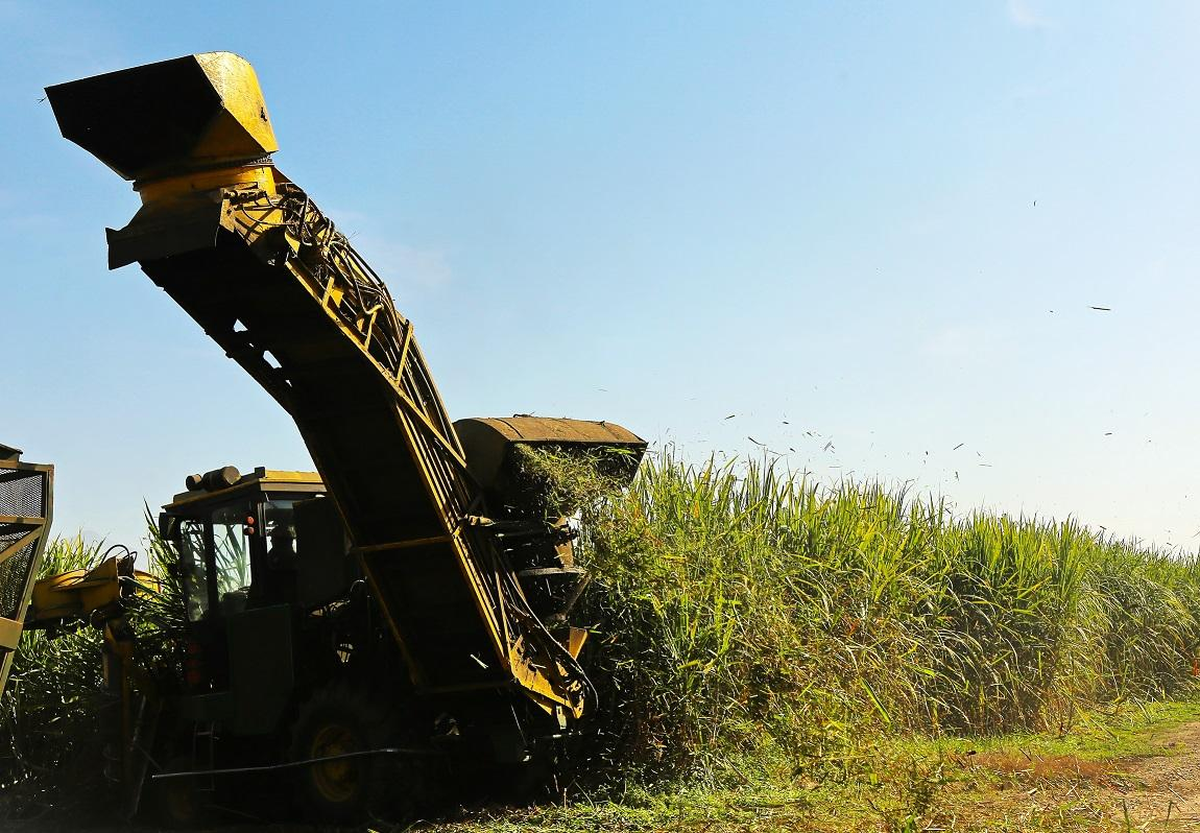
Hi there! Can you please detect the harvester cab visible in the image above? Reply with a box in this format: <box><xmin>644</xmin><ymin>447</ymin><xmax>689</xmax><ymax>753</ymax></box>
<box><xmin>159</xmin><ymin>467</ymin><xmax>340</xmax><ymax>621</ymax></box>
<box><xmin>154</xmin><ymin>467</ymin><xmax>350</xmax><ymax>734</ymax></box>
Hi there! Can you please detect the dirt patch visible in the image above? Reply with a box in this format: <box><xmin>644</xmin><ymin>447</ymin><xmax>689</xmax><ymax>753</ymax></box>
<box><xmin>968</xmin><ymin>751</ymin><xmax>1119</xmax><ymax>783</ymax></box>
<box><xmin>942</xmin><ymin>721</ymin><xmax>1200</xmax><ymax>830</ymax></box>
<box><xmin>1111</xmin><ymin>720</ymin><xmax>1200</xmax><ymax>827</ymax></box>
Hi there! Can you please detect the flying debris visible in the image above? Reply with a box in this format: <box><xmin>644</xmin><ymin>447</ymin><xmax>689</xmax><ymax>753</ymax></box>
<box><xmin>1089</xmin><ymin>306</ymin><xmax>1112</xmax><ymax>312</ymax></box>
<box><xmin>952</xmin><ymin>443</ymin><xmax>964</xmax><ymax>451</ymax></box>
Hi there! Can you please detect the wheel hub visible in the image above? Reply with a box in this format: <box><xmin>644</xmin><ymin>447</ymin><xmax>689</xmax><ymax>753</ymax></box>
<box><xmin>310</xmin><ymin>723</ymin><xmax>361</xmax><ymax>803</ymax></box>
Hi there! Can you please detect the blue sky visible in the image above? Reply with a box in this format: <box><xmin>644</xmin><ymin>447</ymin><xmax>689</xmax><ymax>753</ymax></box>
<box><xmin>4</xmin><ymin>1</ymin><xmax>1200</xmax><ymax>553</ymax></box>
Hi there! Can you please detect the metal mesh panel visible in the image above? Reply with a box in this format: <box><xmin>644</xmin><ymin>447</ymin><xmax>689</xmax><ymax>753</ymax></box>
<box><xmin>0</xmin><ymin>471</ymin><xmax>44</xmax><ymax>517</ymax></box>
<box><xmin>0</xmin><ymin>539</ymin><xmax>35</xmax><ymax>619</ymax></box>
<box><xmin>0</xmin><ymin>460</ymin><xmax>49</xmax><ymax>700</ymax></box>
<box><xmin>0</xmin><ymin>468</ymin><xmax>47</xmax><ymax>620</ymax></box>
<box><xmin>0</xmin><ymin>526</ymin><xmax>28</xmax><ymax>549</ymax></box>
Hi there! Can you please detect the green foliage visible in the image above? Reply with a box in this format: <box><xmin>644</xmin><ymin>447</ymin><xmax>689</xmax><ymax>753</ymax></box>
<box><xmin>122</xmin><ymin>508</ymin><xmax>189</xmax><ymax>696</ymax></box>
<box><xmin>7</xmin><ymin>449</ymin><xmax>1200</xmax><ymax>821</ymax></box>
<box><xmin>522</xmin><ymin>447</ymin><xmax>1200</xmax><ymax>787</ymax></box>
<box><xmin>0</xmin><ymin>536</ymin><xmax>108</xmax><ymax>815</ymax></box>
<box><xmin>0</xmin><ymin>520</ymin><xmax>187</xmax><ymax>819</ymax></box>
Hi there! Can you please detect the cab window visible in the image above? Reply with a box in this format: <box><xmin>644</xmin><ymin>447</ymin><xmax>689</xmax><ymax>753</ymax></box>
<box><xmin>178</xmin><ymin>518</ymin><xmax>209</xmax><ymax>622</ymax></box>
<box><xmin>211</xmin><ymin>503</ymin><xmax>252</xmax><ymax>595</ymax></box>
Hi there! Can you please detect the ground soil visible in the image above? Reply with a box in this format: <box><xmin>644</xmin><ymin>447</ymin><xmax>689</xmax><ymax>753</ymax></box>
<box><xmin>11</xmin><ymin>721</ymin><xmax>1200</xmax><ymax>832</ymax></box>
<box><xmin>942</xmin><ymin>720</ymin><xmax>1200</xmax><ymax>831</ymax></box>
<box><xmin>1082</xmin><ymin>719</ymin><xmax>1200</xmax><ymax>828</ymax></box>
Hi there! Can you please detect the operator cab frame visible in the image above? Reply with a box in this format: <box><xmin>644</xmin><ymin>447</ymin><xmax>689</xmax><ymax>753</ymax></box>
<box><xmin>155</xmin><ymin>466</ymin><xmax>357</xmax><ymax>734</ymax></box>
<box><xmin>158</xmin><ymin>467</ymin><xmax>330</xmax><ymax>623</ymax></box>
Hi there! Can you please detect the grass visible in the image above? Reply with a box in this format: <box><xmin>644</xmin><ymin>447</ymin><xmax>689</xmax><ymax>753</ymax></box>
<box><xmin>428</xmin><ymin>698</ymin><xmax>1200</xmax><ymax>833</ymax></box>
<box><xmin>0</xmin><ymin>536</ymin><xmax>109</xmax><ymax>818</ymax></box>
<box><xmin>0</xmin><ymin>524</ymin><xmax>184</xmax><ymax>822</ymax></box>
<box><xmin>518</xmin><ymin>446</ymin><xmax>1200</xmax><ymax>791</ymax></box>
<box><xmin>917</xmin><ymin>698</ymin><xmax>1200</xmax><ymax>762</ymax></box>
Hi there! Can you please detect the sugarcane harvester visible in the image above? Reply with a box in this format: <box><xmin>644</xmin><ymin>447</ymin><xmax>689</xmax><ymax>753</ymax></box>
<box><xmin>42</xmin><ymin>53</ymin><xmax>645</xmax><ymax>820</ymax></box>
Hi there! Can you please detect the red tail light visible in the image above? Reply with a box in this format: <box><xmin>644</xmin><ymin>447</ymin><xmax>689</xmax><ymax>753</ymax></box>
<box><xmin>184</xmin><ymin>640</ymin><xmax>206</xmax><ymax>689</ymax></box>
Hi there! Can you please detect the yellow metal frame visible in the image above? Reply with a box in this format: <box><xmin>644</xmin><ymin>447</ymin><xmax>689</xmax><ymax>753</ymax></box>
<box><xmin>0</xmin><ymin>454</ymin><xmax>52</xmax><ymax>699</ymax></box>
<box><xmin>26</xmin><ymin>556</ymin><xmax>160</xmax><ymax>627</ymax></box>
<box><xmin>198</xmin><ymin>171</ymin><xmax>585</xmax><ymax>715</ymax></box>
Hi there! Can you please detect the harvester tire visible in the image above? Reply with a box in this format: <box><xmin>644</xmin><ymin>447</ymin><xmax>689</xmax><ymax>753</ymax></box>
<box><xmin>289</xmin><ymin>683</ymin><xmax>401</xmax><ymax>823</ymax></box>
<box><xmin>148</xmin><ymin>754</ymin><xmax>212</xmax><ymax>829</ymax></box>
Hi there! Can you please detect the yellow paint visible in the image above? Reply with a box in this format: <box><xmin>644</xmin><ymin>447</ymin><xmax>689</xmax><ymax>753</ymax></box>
<box><xmin>258</xmin><ymin>470</ymin><xmax>324</xmax><ymax>485</ymax></box>
<box><xmin>193</xmin><ymin>52</ymin><xmax>278</xmax><ymax>156</ymax></box>
<box><xmin>28</xmin><ymin>557</ymin><xmax>159</xmax><ymax>626</ymax></box>
<box><xmin>136</xmin><ymin>164</ymin><xmax>278</xmax><ymax>204</ymax></box>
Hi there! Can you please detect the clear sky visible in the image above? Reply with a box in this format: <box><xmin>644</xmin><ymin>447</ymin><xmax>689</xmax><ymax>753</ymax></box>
<box><xmin>3</xmin><ymin>1</ymin><xmax>1200</xmax><ymax>555</ymax></box>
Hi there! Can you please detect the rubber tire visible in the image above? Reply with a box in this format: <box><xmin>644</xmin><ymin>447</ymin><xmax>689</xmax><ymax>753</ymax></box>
<box><xmin>147</xmin><ymin>754</ymin><xmax>213</xmax><ymax>829</ymax></box>
<box><xmin>289</xmin><ymin>683</ymin><xmax>397</xmax><ymax>824</ymax></box>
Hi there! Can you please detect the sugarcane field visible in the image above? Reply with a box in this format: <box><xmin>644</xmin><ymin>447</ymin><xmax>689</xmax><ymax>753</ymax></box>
<box><xmin>6</xmin><ymin>5</ymin><xmax>1200</xmax><ymax>832</ymax></box>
